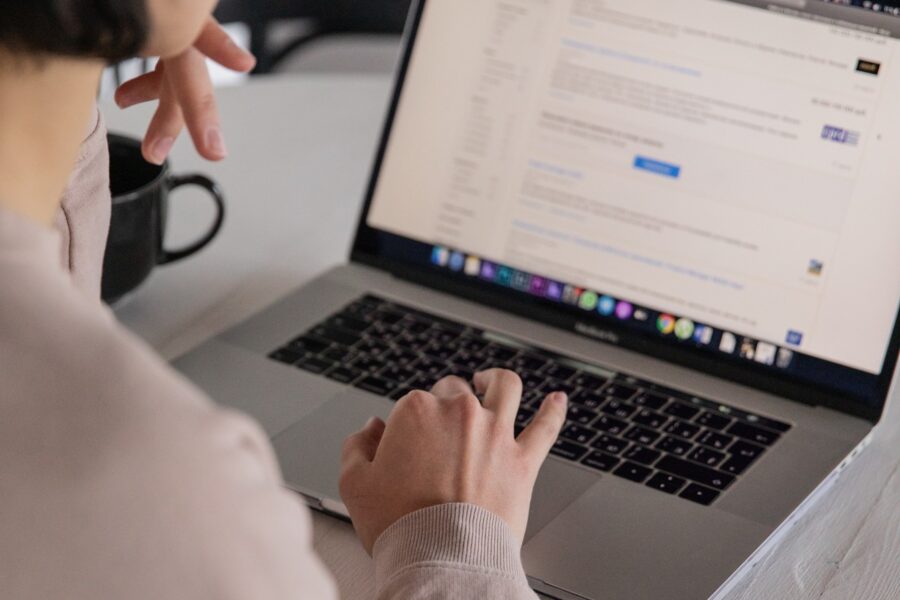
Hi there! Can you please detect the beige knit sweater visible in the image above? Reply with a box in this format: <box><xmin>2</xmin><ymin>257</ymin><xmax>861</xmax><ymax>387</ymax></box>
<box><xmin>0</xmin><ymin>109</ymin><xmax>537</xmax><ymax>599</ymax></box>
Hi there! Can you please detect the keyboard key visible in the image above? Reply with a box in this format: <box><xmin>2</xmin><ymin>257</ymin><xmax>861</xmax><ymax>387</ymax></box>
<box><xmin>269</xmin><ymin>348</ymin><xmax>304</xmax><ymax>365</ymax></box>
<box><xmin>591</xmin><ymin>434</ymin><xmax>630</xmax><ymax>455</ymax></box>
<box><xmin>550</xmin><ymin>439</ymin><xmax>589</xmax><ymax>462</ymax></box>
<box><xmin>721</xmin><ymin>454</ymin><xmax>756</xmax><ymax>476</ymax></box>
<box><xmin>623</xmin><ymin>426</ymin><xmax>661</xmax><ymax>446</ymax></box>
<box><xmin>593</xmin><ymin>415</ymin><xmax>629</xmax><ymax>436</ymax></box>
<box><xmin>729</xmin><ymin>440</ymin><xmax>766</xmax><ymax>460</ymax></box>
<box><xmin>573</xmin><ymin>373</ymin><xmax>609</xmax><ymax>393</ymax></box>
<box><xmin>516</xmin><ymin>407</ymin><xmax>536</xmax><ymax>426</ymax></box>
<box><xmin>680</xmin><ymin>483</ymin><xmax>720</xmax><ymax>506</ymax></box>
<box><xmin>665</xmin><ymin>420</ymin><xmax>702</xmax><ymax>440</ymax></box>
<box><xmin>632</xmin><ymin>391</ymin><xmax>668</xmax><ymax>410</ymax></box>
<box><xmin>567</xmin><ymin>405</ymin><xmax>598</xmax><ymax>426</ymax></box>
<box><xmin>355</xmin><ymin>338</ymin><xmax>391</xmax><ymax>355</ymax></box>
<box><xmin>542</xmin><ymin>381</ymin><xmax>579</xmax><ymax>398</ymax></box>
<box><xmin>646</xmin><ymin>473</ymin><xmax>687</xmax><ymax>495</ymax></box>
<box><xmin>524</xmin><ymin>389</ymin><xmax>546</xmax><ymax>407</ymax></box>
<box><xmin>327</xmin><ymin>315</ymin><xmax>370</xmax><ymax>333</ymax></box>
<box><xmin>749</xmin><ymin>414</ymin><xmax>792</xmax><ymax>434</ymax></box>
<box><xmin>544</xmin><ymin>364</ymin><xmax>578</xmax><ymax>381</ymax></box>
<box><xmin>288</xmin><ymin>336</ymin><xmax>331</xmax><ymax>355</ymax></box>
<box><xmin>687</xmin><ymin>446</ymin><xmax>726</xmax><ymax>468</ymax></box>
<box><xmin>352</xmin><ymin>356</ymin><xmax>387</xmax><ymax>372</ymax></box>
<box><xmin>582</xmin><ymin>452</ymin><xmax>621</xmax><ymax>472</ymax></box>
<box><xmin>601</xmin><ymin>399</ymin><xmax>637</xmax><ymax>419</ymax></box>
<box><xmin>656</xmin><ymin>456</ymin><xmax>735</xmax><ymax>490</ymax></box>
<box><xmin>456</xmin><ymin>337</ymin><xmax>489</xmax><ymax>353</ymax></box>
<box><xmin>321</xmin><ymin>346</ymin><xmax>355</xmax><ymax>363</ymax></box>
<box><xmin>454</xmin><ymin>351</ymin><xmax>487</xmax><ymax>371</ymax></box>
<box><xmin>727</xmin><ymin>422</ymin><xmax>781</xmax><ymax>446</ymax></box>
<box><xmin>354</xmin><ymin>376</ymin><xmax>399</xmax><ymax>396</ymax></box>
<box><xmin>623</xmin><ymin>445</ymin><xmax>661</xmax><ymax>466</ymax></box>
<box><xmin>296</xmin><ymin>356</ymin><xmax>335</xmax><ymax>375</ymax></box>
<box><xmin>374</xmin><ymin>310</ymin><xmax>404</xmax><ymax>324</ymax></box>
<box><xmin>664</xmin><ymin>402</ymin><xmax>701</xmax><ymax>420</ymax></box>
<box><xmin>424</xmin><ymin>344</ymin><xmax>458</xmax><ymax>361</ymax></box>
<box><xmin>326</xmin><ymin>366</ymin><xmax>362</xmax><ymax>384</ymax></box>
<box><xmin>602</xmin><ymin>383</ymin><xmax>639</xmax><ymax>400</ymax></box>
<box><xmin>561</xmin><ymin>424</ymin><xmax>596</xmax><ymax>445</ymax></box>
<box><xmin>696</xmin><ymin>411</ymin><xmax>733</xmax><ymax>431</ymax></box>
<box><xmin>656</xmin><ymin>435</ymin><xmax>694</xmax><ymax>457</ymax></box>
<box><xmin>311</xmin><ymin>326</ymin><xmax>361</xmax><ymax>347</ymax></box>
<box><xmin>521</xmin><ymin>372</ymin><xmax>547</xmax><ymax>390</ymax></box>
<box><xmin>344</xmin><ymin>299</ymin><xmax>379</xmax><ymax>318</ymax></box>
<box><xmin>404</xmin><ymin>320</ymin><xmax>432</xmax><ymax>335</ymax></box>
<box><xmin>613</xmin><ymin>461</ymin><xmax>653</xmax><ymax>483</ymax></box>
<box><xmin>513</xmin><ymin>354</ymin><xmax>549</xmax><ymax>372</ymax></box>
<box><xmin>574</xmin><ymin>393</ymin><xmax>605</xmax><ymax>410</ymax></box>
<box><xmin>414</xmin><ymin>357</ymin><xmax>446</xmax><ymax>376</ymax></box>
<box><xmin>486</xmin><ymin>345</ymin><xmax>518</xmax><ymax>362</ymax></box>
<box><xmin>379</xmin><ymin>365</ymin><xmax>419</xmax><ymax>383</ymax></box>
<box><xmin>632</xmin><ymin>408</ymin><xmax>669</xmax><ymax>429</ymax></box>
<box><xmin>696</xmin><ymin>430</ymin><xmax>735</xmax><ymax>451</ymax></box>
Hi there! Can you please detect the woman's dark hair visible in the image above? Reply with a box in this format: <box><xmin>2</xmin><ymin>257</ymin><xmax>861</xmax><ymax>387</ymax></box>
<box><xmin>0</xmin><ymin>0</ymin><xmax>149</xmax><ymax>62</ymax></box>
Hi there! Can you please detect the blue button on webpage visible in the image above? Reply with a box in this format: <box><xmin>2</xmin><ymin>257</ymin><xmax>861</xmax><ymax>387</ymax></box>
<box><xmin>634</xmin><ymin>156</ymin><xmax>681</xmax><ymax>179</ymax></box>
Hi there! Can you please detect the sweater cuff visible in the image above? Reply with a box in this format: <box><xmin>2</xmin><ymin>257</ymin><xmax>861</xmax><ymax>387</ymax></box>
<box><xmin>372</xmin><ymin>503</ymin><xmax>528</xmax><ymax>589</ymax></box>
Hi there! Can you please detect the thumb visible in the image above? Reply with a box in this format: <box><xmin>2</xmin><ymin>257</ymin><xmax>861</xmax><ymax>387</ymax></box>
<box><xmin>341</xmin><ymin>417</ymin><xmax>387</xmax><ymax>470</ymax></box>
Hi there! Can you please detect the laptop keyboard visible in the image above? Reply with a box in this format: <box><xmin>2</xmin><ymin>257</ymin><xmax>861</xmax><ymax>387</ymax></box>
<box><xmin>268</xmin><ymin>295</ymin><xmax>791</xmax><ymax>507</ymax></box>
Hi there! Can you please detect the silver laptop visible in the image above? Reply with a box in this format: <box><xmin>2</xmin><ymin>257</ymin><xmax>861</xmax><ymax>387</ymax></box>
<box><xmin>174</xmin><ymin>1</ymin><xmax>900</xmax><ymax>598</ymax></box>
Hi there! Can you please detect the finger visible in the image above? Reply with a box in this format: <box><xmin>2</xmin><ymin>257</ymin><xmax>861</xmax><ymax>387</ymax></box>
<box><xmin>341</xmin><ymin>417</ymin><xmax>387</xmax><ymax>469</ymax></box>
<box><xmin>141</xmin><ymin>85</ymin><xmax>184</xmax><ymax>165</ymax></box>
<box><xmin>473</xmin><ymin>369</ymin><xmax>523</xmax><ymax>426</ymax></box>
<box><xmin>430</xmin><ymin>375</ymin><xmax>474</xmax><ymax>400</ymax></box>
<box><xmin>115</xmin><ymin>63</ymin><xmax>165</xmax><ymax>108</ymax></box>
<box><xmin>167</xmin><ymin>48</ymin><xmax>227</xmax><ymax>161</ymax></box>
<box><xmin>517</xmin><ymin>393</ymin><xmax>568</xmax><ymax>466</ymax></box>
<box><xmin>193</xmin><ymin>18</ymin><xmax>257</xmax><ymax>72</ymax></box>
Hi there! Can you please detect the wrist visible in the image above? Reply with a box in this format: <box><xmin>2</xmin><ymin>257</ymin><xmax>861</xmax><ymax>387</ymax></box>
<box><xmin>372</xmin><ymin>503</ymin><xmax>528</xmax><ymax>591</ymax></box>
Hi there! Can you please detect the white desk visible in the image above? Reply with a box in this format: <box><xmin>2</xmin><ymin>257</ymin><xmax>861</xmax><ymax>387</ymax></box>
<box><xmin>104</xmin><ymin>76</ymin><xmax>900</xmax><ymax>600</ymax></box>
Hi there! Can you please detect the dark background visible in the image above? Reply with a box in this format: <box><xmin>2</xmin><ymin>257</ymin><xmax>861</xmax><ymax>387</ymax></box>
<box><xmin>214</xmin><ymin>0</ymin><xmax>413</xmax><ymax>73</ymax></box>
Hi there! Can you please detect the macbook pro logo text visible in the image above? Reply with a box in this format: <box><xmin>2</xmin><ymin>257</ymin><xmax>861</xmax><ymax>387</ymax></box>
<box><xmin>575</xmin><ymin>322</ymin><xmax>620</xmax><ymax>344</ymax></box>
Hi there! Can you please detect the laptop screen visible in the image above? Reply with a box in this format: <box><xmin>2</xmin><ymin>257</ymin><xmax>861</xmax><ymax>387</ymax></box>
<box><xmin>357</xmin><ymin>0</ymin><xmax>900</xmax><ymax>414</ymax></box>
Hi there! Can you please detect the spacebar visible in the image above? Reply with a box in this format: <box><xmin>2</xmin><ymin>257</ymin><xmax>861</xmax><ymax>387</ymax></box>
<box><xmin>656</xmin><ymin>456</ymin><xmax>735</xmax><ymax>490</ymax></box>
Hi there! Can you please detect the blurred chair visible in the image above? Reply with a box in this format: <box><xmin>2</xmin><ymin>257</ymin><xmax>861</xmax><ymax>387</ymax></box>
<box><xmin>214</xmin><ymin>0</ymin><xmax>412</xmax><ymax>74</ymax></box>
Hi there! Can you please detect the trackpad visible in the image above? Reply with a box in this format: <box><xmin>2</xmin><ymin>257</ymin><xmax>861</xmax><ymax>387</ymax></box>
<box><xmin>273</xmin><ymin>390</ymin><xmax>394</xmax><ymax>503</ymax></box>
<box><xmin>527</xmin><ymin>460</ymin><xmax>600</xmax><ymax>542</ymax></box>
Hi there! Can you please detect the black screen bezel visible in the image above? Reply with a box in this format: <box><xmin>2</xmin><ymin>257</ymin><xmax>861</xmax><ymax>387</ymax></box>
<box><xmin>350</xmin><ymin>0</ymin><xmax>900</xmax><ymax>424</ymax></box>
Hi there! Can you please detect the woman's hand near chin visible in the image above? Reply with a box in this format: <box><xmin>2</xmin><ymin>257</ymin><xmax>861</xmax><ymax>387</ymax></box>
<box><xmin>114</xmin><ymin>18</ymin><xmax>256</xmax><ymax>166</ymax></box>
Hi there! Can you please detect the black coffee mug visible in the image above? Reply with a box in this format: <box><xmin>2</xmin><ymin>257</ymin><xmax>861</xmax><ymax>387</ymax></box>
<box><xmin>102</xmin><ymin>133</ymin><xmax>225</xmax><ymax>304</ymax></box>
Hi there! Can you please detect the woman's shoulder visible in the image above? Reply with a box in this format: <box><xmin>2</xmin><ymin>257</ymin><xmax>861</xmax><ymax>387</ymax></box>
<box><xmin>0</xmin><ymin>263</ymin><xmax>331</xmax><ymax>599</ymax></box>
<box><xmin>0</xmin><ymin>229</ymin><xmax>278</xmax><ymax>484</ymax></box>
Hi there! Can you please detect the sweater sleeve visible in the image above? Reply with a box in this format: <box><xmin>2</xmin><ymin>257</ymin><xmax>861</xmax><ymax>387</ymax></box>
<box><xmin>55</xmin><ymin>105</ymin><xmax>111</xmax><ymax>299</ymax></box>
<box><xmin>373</xmin><ymin>504</ymin><xmax>538</xmax><ymax>600</ymax></box>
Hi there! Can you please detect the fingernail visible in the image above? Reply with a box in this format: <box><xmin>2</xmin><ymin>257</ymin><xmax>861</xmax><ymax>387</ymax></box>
<box><xmin>364</xmin><ymin>416</ymin><xmax>378</xmax><ymax>429</ymax></box>
<box><xmin>148</xmin><ymin>137</ymin><xmax>175</xmax><ymax>165</ymax></box>
<box><xmin>205</xmin><ymin>127</ymin><xmax>227</xmax><ymax>158</ymax></box>
<box><xmin>552</xmin><ymin>392</ymin><xmax>568</xmax><ymax>406</ymax></box>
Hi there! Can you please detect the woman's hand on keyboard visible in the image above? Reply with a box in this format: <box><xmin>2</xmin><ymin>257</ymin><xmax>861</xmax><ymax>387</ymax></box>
<box><xmin>339</xmin><ymin>369</ymin><xmax>568</xmax><ymax>554</ymax></box>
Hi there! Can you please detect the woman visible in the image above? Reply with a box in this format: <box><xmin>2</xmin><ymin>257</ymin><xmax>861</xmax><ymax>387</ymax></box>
<box><xmin>0</xmin><ymin>2</ymin><xmax>568</xmax><ymax>598</ymax></box>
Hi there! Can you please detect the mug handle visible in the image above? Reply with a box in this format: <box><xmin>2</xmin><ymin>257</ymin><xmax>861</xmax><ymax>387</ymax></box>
<box><xmin>159</xmin><ymin>174</ymin><xmax>226</xmax><ymax>265</ymax></box>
